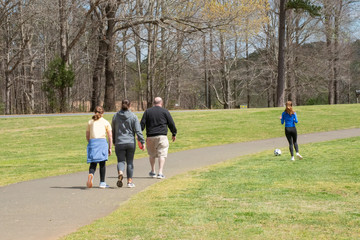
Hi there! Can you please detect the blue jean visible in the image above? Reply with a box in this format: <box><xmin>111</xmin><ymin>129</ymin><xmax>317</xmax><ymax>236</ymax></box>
<box><xmin>115</xmin><ymin>143</ymin><xmax>136</xmax><ymax>179</ymax></box>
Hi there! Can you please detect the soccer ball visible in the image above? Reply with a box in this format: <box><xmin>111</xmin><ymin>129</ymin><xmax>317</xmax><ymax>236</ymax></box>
<box><xmin>274</xmin><ymin>149</ymin><xmax>282</xmax><ymax>156</ymax></box>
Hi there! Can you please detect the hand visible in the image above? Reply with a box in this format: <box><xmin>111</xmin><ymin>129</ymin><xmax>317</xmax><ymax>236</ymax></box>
<box><xmin>279</xmin><ymin>116</ymin><xmax>282</xmax><ymax>120</ymax></box>
<box><xmin>108</xmin><ymin>148</ymin><xmax>112</xmax><ymax>156</ymax></box>
<box><xmin>141</xmin><ymin>143</ymin><xmax>145</xmax><ymax>151</ymax></box>
<box><xmin>172</xmin><ymin>136</ymin><xmax>176</xmax><ymax>142</ymax></box>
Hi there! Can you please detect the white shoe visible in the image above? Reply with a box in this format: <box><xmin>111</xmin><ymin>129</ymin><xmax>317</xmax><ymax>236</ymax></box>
<box><xmin>99</xmin><ymin>182</ymin><xmax>109</xmax><ymax>189</ymax></box>
<box><xmin>157</xmin><ymin>174</ymin><xmax>165</xmax><ymax>179</ymax></box>
<box><xmin>296</xmin><ymin>153</ymin><xmax>303</xmax><ymax>160</ymax></box>
<box><xmin>291</xmin><ymin>156</ymin><xmax>295</xmax><ymax>161</ymax></box>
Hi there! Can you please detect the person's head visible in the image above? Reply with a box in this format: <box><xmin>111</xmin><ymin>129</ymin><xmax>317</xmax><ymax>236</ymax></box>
<box><xmin>121</xmin><ymin>99</ymin><xmax>130</xmax><ymax>111</ymax></box>
<box><xmin>92</xmin><ymin>106</ymin><xmax>104</xmax><ymax>121</ymax></box>
<box><xmin>153</xmin><ymin>97</ymin><xmax>163</xmax><ymax>107</ymax></box>
<box><xmin>285</xmin><ymin>101</ymin><xmax>294</xmax><ymax>115</ymax></box>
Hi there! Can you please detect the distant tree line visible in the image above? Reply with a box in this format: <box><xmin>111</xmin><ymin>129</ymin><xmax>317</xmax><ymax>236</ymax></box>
<box><xmin>0</xmin><ymin>0</ymin><xmax>359</xmax><ymax>114</ymax></box>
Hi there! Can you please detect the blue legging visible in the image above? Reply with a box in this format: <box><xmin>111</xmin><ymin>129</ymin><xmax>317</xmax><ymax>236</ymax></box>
<box><xmin>285</xmin><ymin>127</ymin><xmax>298</xmax><ymax>156</ymax></box>
<box><xmin>115</xmin><ymin>143</ymin><xmax>136</xmax><ymax>179</ymax></box>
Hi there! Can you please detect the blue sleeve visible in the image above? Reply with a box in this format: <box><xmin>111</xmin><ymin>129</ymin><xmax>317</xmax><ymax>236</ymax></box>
<box><xmin>294</xmin><ymin>112</ymin><xmax>298</xmax><ymax>124</ymax></box>
<box><xmin>281</xmin><ymin>112</ymin><xmax>285</xmax><ymax>125</ymax></box>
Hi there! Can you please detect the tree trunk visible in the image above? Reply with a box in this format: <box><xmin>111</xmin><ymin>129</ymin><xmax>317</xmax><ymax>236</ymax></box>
<box><xmin>59</xmin><ymin>0</ymin><xmax>67</xmax><ymax>63</ymax></box>
<box><xmin>208</xmin><ymin>28</ymin><xmax>213</xmax><ymax>108</ymax></box>
<box><xmin>276</xmin><ymin>0</ymin><xmax>286</xmax><ymax>107</ymax></box>
<box><xmin>219</xmin><ymin>33</ymin><xmax>230</xmax><ymax>109</ymax></box>
<box><xmin>333</xmin><ymin>1</ymin><xmax>343</xmax><ymax>104</ymax></box>
<box><xmin>286</xmin><ymin>9</ymin><xmax>295</xmax><ymax>104</ymax></box>
<box><xmin>135</xmin><ymin>0</ymin><xmax>144</xmax><ymax>110</ymax></box>
<box><xmin>122</xmin><ymin>30</ymin><xmax>128</xmax><ymax>100</ymax></box>
<box><xmin>135</xmin><ymin>28</ymin><xmax>144</xmax><ymax>110</ymax></box>
<box><xmin>245</xmin><ymin>29</ymin><xmax>250</xmax><ymax>108</ymax></box>
<box><xmin>146</xmin><ymin>23</ymin><xmax>154</xmax><ymax>108</ymax></box>
<box><xmin>90</xmin><ymin>36</ymin><xmax>107</xmax><ymax>111</ymax></box>
<box><xmin>324</xmin><ymin>2</ymin><xmax>334</xmax><ymax>104</ymax></box>
<box><xmin>103</xmin><ymin>3</ymin><xmax>117</xmax><ymax>111</ymax></box>
<box><xmin>203</xmin><ymin>33</ymin><xmax>209</xmax><ymax>108</ymax></box>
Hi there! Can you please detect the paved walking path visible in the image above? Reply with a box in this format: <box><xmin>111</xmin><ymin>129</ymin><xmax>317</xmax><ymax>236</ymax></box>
<box><xmin>1</xmin><ymin>128</ymin><xmax>359</xmax><ymax>240</ymax></box>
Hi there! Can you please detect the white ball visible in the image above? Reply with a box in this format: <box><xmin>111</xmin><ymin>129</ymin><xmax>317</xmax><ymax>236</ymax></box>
<box><xmin>274</xmin><ymin>149</ymin><xmax>282</xmax><ymax>156</ymax></box>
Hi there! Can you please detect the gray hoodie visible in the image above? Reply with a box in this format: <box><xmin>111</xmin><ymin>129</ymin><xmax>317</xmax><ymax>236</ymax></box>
<box><xmin>111</xmin><ymin>110</ymin><xmax>145</xmax><ymax>145</ymax></box>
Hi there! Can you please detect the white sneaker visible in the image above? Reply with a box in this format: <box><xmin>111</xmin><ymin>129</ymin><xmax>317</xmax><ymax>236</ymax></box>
<box><xmin>296</xmin><ymin>153</ymin><xmax>303</xmax><ymax>159</ymax></box>
<box><xmin>99</xmin><ymin>182</ymin><xmax>109</xmax><ymax>189</ymax></box>
<box><xmin>291</xmin><ymin>156</ymin><xmax>295</xmax><ymax>161</ymax></box>
<box><xmin>157</xmin><ymin>174</ymin><xmax>165</xmax><ymax>179</ymax></box>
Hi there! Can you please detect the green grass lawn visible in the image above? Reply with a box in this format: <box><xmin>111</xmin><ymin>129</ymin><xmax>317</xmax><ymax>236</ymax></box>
<box><xmin>0</xmin><ymin>104</ymin><xmax>359</xmax><ymax>186</ymax></box>
<box><xmin>63</xmin><ymin>137</ymin><xmax>360</xmax><ymax>240</ymax></box>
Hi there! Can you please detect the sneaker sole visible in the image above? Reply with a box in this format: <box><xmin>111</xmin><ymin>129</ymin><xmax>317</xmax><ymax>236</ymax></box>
<box><xmin>117</xmin><ymin>174</ymin><xmax>123</xmax><ymax>188</ymax></box>
<box><xmin>87</xmin><ymin>174</ymin><xmax>93</xmax><ymax>188</ymax></box>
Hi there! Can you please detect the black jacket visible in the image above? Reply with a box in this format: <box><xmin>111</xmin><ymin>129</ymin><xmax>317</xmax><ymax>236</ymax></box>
<box><xmin>140</xmin><ymin>106</ymin><xmax>177</xmax><ymax>137</ymax></box>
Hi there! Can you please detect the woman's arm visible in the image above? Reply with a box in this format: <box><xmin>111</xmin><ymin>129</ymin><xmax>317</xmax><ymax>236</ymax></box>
<box><xmin>86</xmin><ymin>130</ymin><xmax>90</xmax><ymax>143</ymax></box>
<box><xmin>294</xmin><ymin>112</ymin><xmax>298</xmax><ymax>123</ymax></box>
<box><xmin>107</xmin><ymin>130</ymin><xmax>113</xmax><ymax>156</ymax></box>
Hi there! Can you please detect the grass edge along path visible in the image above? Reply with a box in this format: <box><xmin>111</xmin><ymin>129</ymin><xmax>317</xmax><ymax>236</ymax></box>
<box><xmin>63</xmin><ymin>136</ymin><xmax>360</xmax><ymax>240</ymax></box>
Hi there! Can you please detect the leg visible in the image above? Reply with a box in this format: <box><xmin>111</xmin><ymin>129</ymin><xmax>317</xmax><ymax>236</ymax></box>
<box><xmin>89</xmin><ymin>162</ymin><xmax>97</xmax><ymax>175</ymax></box>
<box><xmin>125</xmin><ymin>143</ymin><xmax>136</xmax><ymax>181</ymax></box>
<box><xmin>149</xmin><ymin>156</ymin><xmax>156</xmax><ymax>173</ymax></box>
<box><xmin>292</xmin><ymin>128</ymin><xmax>299</xmax><ymax>153</ymax></box>
<box><xmin>115</xmin><ymin>145</ymin><xmax>126</xmax><ymax>175</ymax></box>
<box><xmin>99</xmin><ymin>161</ymin><xmax>106</xmax><ymax>183</ymax></box>
<box><xmin>158</xmin><ymin>157</ymin><xmax>166</xmax><ymax>175</ymax></box>
<box><xmin>285</xmin><ymin>128</ymin><xmax>294</xmax><ymax>157</ymax></box>
<box><xmin>146</xmin><ymin>137</ymin><xmax>157</xmax><ymax>174</ymax></box>
<box><xmin>87</xmin><ymin>163</ymin><xmax>97</xmax><ymax>188</ymax></box>
<box><xmin>157</xmin><ymin>136</ymin><xmax>169</xmax><ymax>178</ymax></box>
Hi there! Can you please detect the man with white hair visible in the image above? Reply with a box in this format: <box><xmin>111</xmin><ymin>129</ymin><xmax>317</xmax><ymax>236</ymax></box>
<box><xmin>140</xmin><ymin>97</ymin><xmax>177</xmax><ymax>179</ymax></box>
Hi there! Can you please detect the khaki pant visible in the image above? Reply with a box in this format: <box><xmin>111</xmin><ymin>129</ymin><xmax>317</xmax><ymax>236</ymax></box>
<box><xmin>146</xmin><ymin>136</ymin><xmax>169</xmax><ymax>158</ymax></box>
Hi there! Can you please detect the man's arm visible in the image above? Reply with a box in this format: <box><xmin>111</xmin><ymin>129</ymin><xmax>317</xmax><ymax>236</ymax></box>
<box><xmin>166</xmin><ymin>111</ymin><xmax>177</xmax><ymax>137</ymax></box>
<box><xmin>140</xmin><ymin>111</ymin><xmax>146</xmax><ymax>131</ymax></box>
<box><xmin>111</xmin><ymin>115</ymin><xmax>116</xmax><ymax>144</ymax></box>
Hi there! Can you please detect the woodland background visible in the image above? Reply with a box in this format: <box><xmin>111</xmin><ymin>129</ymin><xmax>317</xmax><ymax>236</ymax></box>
<box><xmin>0</xmin><ymin>0</ymin><xmax>359</xmax><ymax>114</ymax></box>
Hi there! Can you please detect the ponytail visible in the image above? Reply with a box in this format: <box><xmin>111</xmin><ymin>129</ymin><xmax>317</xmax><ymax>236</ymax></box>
<box><xmin>92</xmin><ymin>106</ymin><xmax>104</xmax><ymax>121</ymax></box>
<box><xmin>285</xmin><ymin>101</ymin><xmax>294</xmax><ymax>115</ymax></box>
<box><xmin>121</xmin><ymin>99</ymin><xmax>130</xmax><ymax>111</ymax></box>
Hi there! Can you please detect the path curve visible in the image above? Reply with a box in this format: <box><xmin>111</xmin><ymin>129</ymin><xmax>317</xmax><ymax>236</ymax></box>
<box><xmin>1</xmin><ymin>128</ymin><xmax>359</xmax><ymax>240</ymax></box>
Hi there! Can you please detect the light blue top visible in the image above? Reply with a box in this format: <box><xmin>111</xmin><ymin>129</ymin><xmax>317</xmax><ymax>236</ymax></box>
<box><xmin>281</xmin><ymin>111</ymin><xmax>298</xmax><ymax>127</ymax></box>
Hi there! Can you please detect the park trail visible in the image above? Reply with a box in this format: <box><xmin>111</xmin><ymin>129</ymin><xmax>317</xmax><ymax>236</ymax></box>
<box><xmin>1</xmin><ymin>128</ymin><xmax>360</xmax><ymax>240</ymax></box>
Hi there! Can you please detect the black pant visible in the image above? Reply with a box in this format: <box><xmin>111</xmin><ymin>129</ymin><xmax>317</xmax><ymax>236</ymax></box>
<box><xmin>285</xmin><ymin>127</ymin><xmax>298</xmax><ymax>156</ymax></box>
<box><xmin>89</xmin><ymin>161</ymin><xmax>106</xmax><ymax>182</ymax></box>
<box><xmin>115</xmin><ymin>143</ymin><xmax>136</xmax><ymax>179</ymax></box>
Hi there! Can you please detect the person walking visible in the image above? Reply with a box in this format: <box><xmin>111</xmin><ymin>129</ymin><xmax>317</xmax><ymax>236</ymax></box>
<box><xmin>112</xmin><ymin>100</ymin><xmax>145</xmax><ymax>188</ymax></box>
<box><xmin>280</xmin><ymin>101</ymin><xmax>303</xmax><ymax>161</ymax></box>
<box><xmin>86</xmin><ymin>106</ymin><xmax>112</xmax><ymax>188</ymax></box>
<box><xmin>140</xmin><ymin>97</ymin><xmax>177</xmax><ymax>179</ymax></box>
